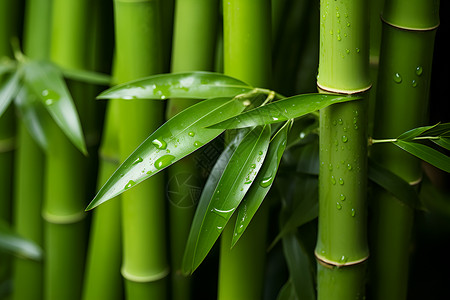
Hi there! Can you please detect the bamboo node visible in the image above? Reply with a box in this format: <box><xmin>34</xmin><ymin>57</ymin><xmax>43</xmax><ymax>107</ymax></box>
<box><xmin>408</xmin><ymin>176</ymin><xmax>422</xmax><ymax>186</ymax></box>
<box><xmin>315</xmin><ymin>250</ymin><xmax>369</xmax><ymax>268</ymax></box>
<box><xmin>317</xmin><ymin>82</ymin><xmax>372</xmax><ymax>95</ymax></box>
<box><xmin>381</xmin><ymin>16</ymin><xmax>440</xmax><ymax>32</ymax></box>
<box><xmin>121</xmin><ymin>266</ymin><xmax>170</xmax><ymax>283</ymax></box>
<box><xmin>42</xmin><ymin>210</ymin><xmax>87</xmax><ymax>224</ymax></box>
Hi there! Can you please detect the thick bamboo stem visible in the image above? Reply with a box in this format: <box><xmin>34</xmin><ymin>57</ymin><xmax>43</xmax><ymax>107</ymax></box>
<box><xmin>168</xmin><ymin>1</ymin><xmax>218</xmax><ymax>299</ymax></box>
<box><xmin>113</xmin><ymin>0</ymin><xmax>168</xmax><ymax>298</ymax></box>
<box><xmin>370</xmin><ymin>1</ymin><xmax>439</xmax><ymax>299</ymax></box>
<box><xmin>316</xmin><ymin>0</ymin><xmax>371</xmax><ymax>299</ymax></box>
<box><xmin>218</xmin><ymin>1</ymin><xmax>271</xmax><ymax>299</ymax></box>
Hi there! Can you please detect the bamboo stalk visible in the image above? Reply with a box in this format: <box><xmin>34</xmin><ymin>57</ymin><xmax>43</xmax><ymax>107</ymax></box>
<box><xmin>167</xmin><ymin>1</ymin><xmax>218</xmax><ymax>299</ymax></box>
<box><xmin>315</xmin><ymin>0</ymin><xmax>371</xmax><ymax>299</ymax></box>
<box><xmin>218</xmin><ymin>1</ymin><xmax>271</xmax><ymax>299</ymax></box>
<box><xmin>113</xmin><ymin>0</ymin><xmax>168</xmax><ymax>298</ymax></box>
<box><xmin>370</xmin><ymin>1</ymin><xmax>439</xmax><ymax>299</ymax></box>
<box><xmin>0</xmin><ymin>0</ymin><xmax>21</xmax><ymax>285</ymax></box>
<box><xmin>43</xmin><ymin>1</ymin><xmax>92</xmax><ymax>299</ymax></box>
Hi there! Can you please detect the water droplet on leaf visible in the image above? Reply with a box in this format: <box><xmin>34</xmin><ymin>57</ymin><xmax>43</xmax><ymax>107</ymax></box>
<box><xmin>152</xmin><ymin>138</ymin><xmax>167</xmax><ymax>150</ymax></box>
<box><xmin>154</xmin><ymin>155</ymin><xmax>175</xmax><ymax>170</ymax></box>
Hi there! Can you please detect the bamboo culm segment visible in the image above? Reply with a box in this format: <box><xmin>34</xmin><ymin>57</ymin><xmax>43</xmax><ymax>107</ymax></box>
<box><xmin>219</xmin><ymin>0</ymin><xmax>271</xmax><ymax>299</ymax></box>
<box><xmin>370</xmin><ymin>1</ymin><xmax>439</xmax><ymax>299</ymax></box>
<box><xmin>168</xmin><ymin>1</ymin><xmax>219</xmax><ymax>300</ymax></box>
<box><xmin>316</xmin><ymin>0</ymin><xmax>370</xmax><ymax>299</ymax></box>
<box><xmin>113</xmin><ymin>0</ymin><xmax>168</xmax><ymax>298</ymax></box>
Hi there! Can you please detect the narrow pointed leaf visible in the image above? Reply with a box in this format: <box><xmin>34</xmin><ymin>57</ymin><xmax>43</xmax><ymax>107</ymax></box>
<box><xmin>396</xmin><ymin>123</ymin><xmax>438</xmax><ymax>141</ymax></box>
<box><xmin>231</xmin><ymin>121</ymin><xmax>290</xmax><ymax>247</ymax></box>
<box><xmin>0</xmin><ymin>71</ymin><xmax>20</xmax><ymax>117</ymax></box>
<box><xmin>394</xmin><ymin>140</ymin><xmax>450</xmax><ymax>173</ymax></box>
<box><xmin>422</xmin><ymin>123</ymin><xmax>450</xmax><ymax>137</ymax></box>
<box><xmin>87</xmin><ymin>96</ymin><xmax>249</xmax><ymax>210</ymax></box>
<box><xmin>207</xmin><ymin>93</ymin><xmax>360</xmax><ymax>129</ymax></box>
<box><xmin>97</xmin><ymin>71</ymin><xmax>253</xmax><ymax>100</ymax></box>
<box><xmin>21</xmin><ymin>60</ymin><xmax>87</xmax><ymax>155</ymax></box>
<box><xmin>432</xmin><ymin>137</ymin><xmax>450</xmax><ymax>151</ymax></box>
<box><xmin>277</xmin><ymin>280</ymin><xmax>299</xmax><ymax>300</ymax></box>
<box><xmin>60</xmin><ymin>67</ymin><xmax>111</xmax><ymax>85</ymax></box>
<box><xmin>282</xmin><ymin>233</ymin><xmax>315</xmax><ymax>300</ymax></box>
<box><xmin>368</xmin><ymin>158</ymin><xmax>419</xmax><ymax>209</ymax></box>
<box><xmin>0</xmin><ymin>221</ymin><xmax>43</xmax><ymax>261</ymax></box>
<box><xmin>182</xmin><ymin>130</ymin><xmax>248</xmax><ymax>274</ymax></box>
<box><xmin>183</xmin><ymin>126</ymin><xmax>271</xmax><ymax>273</ymax></box>
<box><xmin>14</xmin><ymin>85</ymin><xmax>49</xmax><ymax>150</ymax></box>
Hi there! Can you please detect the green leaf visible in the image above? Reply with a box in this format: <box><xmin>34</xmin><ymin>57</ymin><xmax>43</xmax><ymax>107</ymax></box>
<box><xmin>231</xmin><ymin>121</ymin><xmax>290</xmax><ymax>247</ymax></box>
<box><xmin>277</xmin><ymin>280</ymin><xmax>299</xmax><ymax>300</ymax></box>
<box><xmin>0</xmin><ymin>220</ymin><xmax>42</xmax><ymax>261</ymax></box>
<box><xmin>182</xmin><ymin>130</ymin><xmax>247</xmax><ymax>274</ymax></box>
<box><xmin>207</xmin><ymin>93</ymin><xmax>360</xmax><ymax>129</ymax></box>
<box><xmin>396</xmin><ymin>123</ymin><xmax>438</xmax><ymax>141</ymax></box>
<box><xmin>97</xmin><ymin>71</ymin><xmax>253</xmax><ymax>100</ymax></box>
<box><xmin>394</xmin><ymin>140</ymin><xmax>450</xmax><ymax>173</ymax></box>
<box><xmin>21</xmin><ymin>60</ymin><xmax>87</xmax><ymax>155</ymax></box>
<box><xmin>418</xmin><ymin>123</ymin><xmax>450</xmax><ymax>137</ymax></box>
<box><xmin>368</xmin><ymin>158</ymin><xmax>419</xmax><ymax>209</ymax></box>
<box><xmin>282</xmin><ymin>233</ymin><xmax>315</xmax><ymax>300</ymax></box>
<box><xmin>182</xmin><ymin>125</ymin><xmax>271</xmax><ymax>273</ymax></box>
<box><xmin>14</xmin><ymin>85</ymin><xmax>49</xmax><ymax>150</ymax></box>
<box><xmin>87</xmin><ymin>96</ymin><xmax>249</xmax><ymax>210</ymax></box>
<box><xmin>432</xmin><ymin>137</ymin><xmax>450</xmax><ymax>151</ymax></box>
<box><xmin>0</xmin><ymin>71</ymin><xmax>20</xmax><ymax>117</ymax></box>
<box><xmin>60</xmin><ymin>67</ymin><xmax>111</xmax><ymax>85</ymax></box>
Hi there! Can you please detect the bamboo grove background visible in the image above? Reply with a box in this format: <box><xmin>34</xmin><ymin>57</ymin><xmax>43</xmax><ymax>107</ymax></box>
<box><xmin>0</xmin><ymin>0</ymin><xmax>449</xmax><ymax>299</ymax></box>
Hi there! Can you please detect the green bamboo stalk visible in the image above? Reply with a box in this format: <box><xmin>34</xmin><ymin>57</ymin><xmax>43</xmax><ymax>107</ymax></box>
<box><xmin>12</xmin><ymin>3</ymin><xmax>52</xmax><ymax>298</ymax></box>
<box><xmin>0</xmin><ymin>0</ymin><xmax>21</xmax><ymax>285</ymax></box>
<box><xmin>167</xmin><ymin>1</ymin><xmax>218</xmax><ymax>299</ymax></box>
<box><xmin>113</xmin><ymin>0</ymin><xmax>168</xmax><ymax>298</ymax></box>
<box><xmin>315</xmin><ymin>0</ymin><xmax>371</xmax><ymax>299</ymax></box>
<box><xmin>218</xmin><ymin>1</ymin><xmax>271</xmax><ymax>299</ymax></box>
<box><xmin>370</xmin><ymin>1</ymin><xmax>439</xmax><ymax>299</ymax></box>
<box><xmin>43</xmin><ymin>1</ymin><xmax>92</xmax><ymax>299</ymax></box>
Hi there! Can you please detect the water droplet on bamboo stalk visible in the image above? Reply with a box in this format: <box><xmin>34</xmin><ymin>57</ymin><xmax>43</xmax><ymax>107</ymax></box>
<box><xmin>393</xmin><ymin>73</ymin><xmax>402</xmax><ymax>84</ymax></box>
<box><xmin>356</xmin><ymin>48</ymin><xmax>360</xmax><ymax>53</ymax></box>
<box><xmin>331</xmin><ymin>175</ymin><xmax>336</xmax><ymax>185</ymax></box>
<box><xmin>259</xmin><ymin>174</ymin><xmax>274</xmax><ymax>188</ymax></box>
<box><xmin>351</xmin><ymin>208</ymin><xmax>356</xmax><ymax>217</ymax></box>
<box><xmin>124</xmin><ymin>180</ymin><xmax>136</xmax><ymax>190</ymax></box>
<box><xmin>132</xmin><ymin>157</ymin><xmax>143</xmax><ymax>165</ymax></box>
<box><xmin>415</xmin><ymin>66</ymin><xmax>423</xmax><ymax>76</ymax></box>
<box><xmin>328</xmin><ymin>164</ymin><xmax>333</xmax><ymax>171</ymax></box>
<box><xmin>339</xmin><ymin>256</ymin><xmax>348</xmax><ymax>263</ymax></box>
<box><xmin>346</xmin><ymin>49</ymin><xmax>350</xmax><ymax>54</ymax></box>
<box><xmin>152</xmin><ymin>138</ymin><xmax>167</xmax><ymax>150</ymax></box>
<box><xmin>338</xmin><ymin>118</ymin><xmax>343</xmax><ymax>125</ymax></box>
<box><xmin>339</xmin><ymin>178</ymin><xmax>344</xmax><ymax>185</ymax></box>
<box><xmin>211</xmin><ymin>207</ymin><xmax>235</xmax><ymax>219</ymax></box>
<box><xmin>347</xmin><ymin>163</ymin><xmax>352</xmax><ymax>170</ymax></box>
<box><xmin>154</xmin><ymin>155</ymin><xmax>175</xmax><ymax>170</ymax></box>
<box><xmin>188</xmin><ymin>131</ymin><xmax>195</xmax><ymax>137</ymax></box>
<box><xmin>342</xmin><ymin>136</ymin><xmax>348</xmax><ymax>143</ymax></box>
<box><xmin>41</xmin><ymin>89</ymin><xmax>60</xmax><ymax>105</ymax></box>
<box><xmin>336</xmin><ymin>202</ymin><xmax>342</xmax><ymax>210</ymax></box>
<box><xmin>337</xmin><ymin>35</ymin><xmax>342</xmax><ymax>41</ymax></box>
<box><xmin>412</xmin><ymin>80</ymin><xmax>418</xmax><ymax>88</ymax></box>
<box><xmin>340</xmin><ymin>194</ymin><xmax>346</xmax><ymax>201</ymax></box>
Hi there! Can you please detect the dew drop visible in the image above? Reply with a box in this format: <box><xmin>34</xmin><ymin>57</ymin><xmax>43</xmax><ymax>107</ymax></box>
<box><xmin>356</xmin><ymin>48</ymin><xmax>360</xmax><ymax>53</ymax></box>
<box><xmin>188</xmin><ymin>131</ymin><xmax>195</xmax><ymax>137</ymax></box>
<box><xmin>211</xmin><ymin>207</ymin><xmax>236</xmax><ymax>219</ymax></box>
<box><xmin>339</xmin><ymin>178</ymin><xmax>344</xmax><ymax>185</ymax></box>
<box><xmin>393</xmin><ymin>73</ymin><xmax>402</xmax><ymax>84</ymax></box>
<box><xmin>259</xmin><ymin>175</ymin><xmax>274</xmax><ymax>188</ymax></box>
<box><xmin>339</xmin><ymin>255</ymin><xmax>348</xmax><ymax>263</ymax></box>
<box><xmin>351</xmin><ymin>208</ymin><xmax>356</xmax><ymax>217</ymax></box>
<box><xmin>41</xmin><ymin>89</ymin><xmax>60</xmax><ymax>105</ymax></box>
<box><xmin>342</xmin><ymin>135</ymin><xmax>348</xmax><ymax>143</ymax></box>
<box><xmin>152</xmin><ymin>138</ymin><xmax>167</xmax><ymax>150</ymax></box>
<box><xmin>415</xmin><ymin>66</ymin><xmax>423</xmax><ymax>76</ymax></box>
<box><xmin>132</xmin><ymin>157</ymin><xmax>143</xmax><ymax>165</ymax></box>
<box><xmin>124</xmin><ymin>180</ymin><xmax>136</xmax><ymax>190</ymax></box>
<box><xmin>412</xmin><ymin>80</ymin><xmax>418</xmax><ymax>88</ymax></box>
<box><xmin>154</xmin><ymin>154</ymin><xmax>175</xmax><ymax>170</ymax></box>
<box><xmin>346</xmin><ymin>49</ymin><xmax>350</xmax><ymax>54</ymax></box>
<box><xmin>331</xmin><ymin>175</ymin><xmax>336</xmax><ymax>185</ymax></box>
<box><xmin>347</xmin><ymin>163</ymin><xmax>352</xmax><ymax>170</ymax></box>
<box><xmin>328</xmin><ymin>163</ymin><xmax>333</xmax><ymax>171</ymax></box>
<box><xmin>340</xmin><ymin>194</ymin><xmax>346</xmax><ymax>201</ymax></box>
<box><xmin>236</xmin><ymin>224</ymin><xmax>244</xmax><ymax>234</ymax></box>
<box><xmin>338</xmin><ymin>118</ymin><xmax>343</xmax><ymax>125</ymax></box>
<box><xmin>194</xmin><ymin>141</ymin><xmax>203</xmax><ymax>148</ymax></box>
<box><xmin>336</xmin><ymin>202</ymin><xmax>342</xmax><ymax>210</ymax></box>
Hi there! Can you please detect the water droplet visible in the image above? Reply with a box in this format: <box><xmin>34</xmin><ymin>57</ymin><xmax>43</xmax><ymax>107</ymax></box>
<box><xmin>237</xmin><ymin>224</ymin><xmax>244</xmax><ymax>233</ymax></box>
<box><xmin>342</xmin><ymin>136</ymin><xmax>348</xmax><ymax>143</ymax></box>
<box><xmin>259</xmin><ymin>174</ymin><xmax>274</xmax><ymax>188</ymax></box>
<box><xmin>393</xmin><ymin>73</ymin><xmax>402</xmax><ymax>84</ymax></box>
<box><xmin>188</xmin><ymin>131</ymin><xmax>195</xmax><ymax>137</ymax></box>
<box><xmin>347</xmin><ymin>163</ymin><xmax>352</xmax><ymax>170</ymax></box>
<box><xmin>152</xmin><ymin>138</ymin><xmax>167</xmax><ymax>150</ymax></box>
<box><xmin>351</xmin><ymin>208</ymin><xmax>356</xmax><ymax>217</ymax></box>
<box><xmin>250</xmin><ymin>164</ymin><xmax>256</xmax><ymax>169</ymax></box>
<box><xmin>415</xmin><ymin>66</ymin><xmax>423</xmax><ymax>76</ymax></box>
<box><xmin>336</xmin><ymin>12</ymin><xmax>340</xmax><ymax>18</ymax></box>
<box><xmin>338</xmin><ymin>118</ymin><xmax>343</xmax><ymax>125</ymax></box>
<box><xmin>412</xmin><ymin>80</ymin><xmax>418</xmax><ymax>88</ymax></box>
<box><xmin>340</xmin><ymin>194</ymin><xmax>346</xmax><ymax>201</ymax></box>
<box><xmin>211</xmin><ymin>207</ymin><xmax>235</xmax><ymax>219</ymax></box>
<box><xmin>328</xmin><ymin>163</ymin><xmax>333</xmax><ymax>171</ymax></box>
<box><xmin>331</xmin><ymin>175</ymin><xmax>336</xmax><ymax>185</ymax></box>
<box><xmin>346</xmin><ymin>22</ymin><xmax>350</xmax><ymax>27</ymax></box>
<box><xmin>41</xmin><ymin>89</ymin><xmax>60</xmax><ymax>105</ymax></box>
<box><xmin>336</xmin><ymin>202</ymin><xmax>342</xmax><ymax>210</ymax></box>
<box><xmin>154</xmin><ymin>154</ymin><xmax>175</xmax><ymax>170</ymax></box>
<box><xmin>339</xmin><ymin>178</ymin><xmax>344</xmax><ymax>185</ymax></box>
<box><xmin>124</xmin><ymin>180</ymin><xmax>136</xmax><ymax>190</ymax></box>
<box><xmin>216</xmin><ymin>226</ymin><xmax>223</xmax><ymax>231</ymax></box>
<box><xmin>346</xmin><ymin>49</ymin><xmax>350</xmax><ymax>54</ymax></box>
<box><xmin>339</xmin><ymin>255</ymin><xmax>348</xmax><ymax>263</ymax></box>
<box><xmin>356</xmin><ymin>48</ymin><xmax>360</xmax><ymax>53</ymax></box>
<box><xmin>132</xmin><ymin>157</ymin><xmax>143</xmax><ymax>165</ymax></box>
<box><xmin>259</xmin><ymin>151</ymin><xmax>263</xmax><ymax>155</ymax></box>
<box><xmin>337</xmin><ymin>35</ymin><xmax>342</xmax><ymax>41</ymax></box>
<box><xmin>194</xmin><ymin>141</ymin><xmax>203</xmax><ymax>148</ymax></box>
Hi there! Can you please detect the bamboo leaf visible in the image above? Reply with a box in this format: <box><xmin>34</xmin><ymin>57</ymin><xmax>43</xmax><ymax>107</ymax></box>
<box><xmin>14</xmin><ymin>85</ymin><xmax>49</xmax><ymax>150</ymax></box>
<box><xmin>0</xmin><ymin>220</ymin><xmax>42</xmax><ymax>261</ymax></box>
<box><xmin>21</xmin><ymin>60</ymin><xmax>87</xmax><ymax>155</ymax></box>
<box><xmin>231</xmin><ymin>121</ymin><xmax>290</xmax><ymax>247</ymax></box>
<box><xmin>432</xmin><ymin>137</ymin><xmax>450</xmax><ymax>151</ymax></box>
<box><xmin>60</xmin><ymin>67</ymin><xmax>111</xmax><ymax>86</ymax></box>
<box><xmin>277</xmin><ymin>280</ymin><xmax>299</xmax><ymax>300</ymax></box>
<box><xmin>396</xmin><ymin>123</ymin><xmax>438</xmax><ymax>141</ymax></box>
<box><xmin>0</xmin><ymin>71</ymin><xmax>20</xmax><ymax>117</ymax></box>
<box><xmin>87</xmin><ymin>96</ymin><xmax>249</xmax><ymax>210</ymax></box>
<box><xmin>182</xmin><ymin>130</ymin><xmax>247</xmax><ymax>274</ymax></box>
<box><xmin>417</xmin><ymin>123</ymin><xmax>450</xmax><ymax>138</ymax></box>
<box><xmin>394</xmin><ymin>140</ymin><xmax>450</xmax><ymax>173</ymax></box>
<box><xmin>183</xmin><ymin>125</ymin><xmax>271</xmax><ymax>273</ymax></box>
<box><xmin>207</xmin><ymin>93</ymin><xmax>360</xmax><ymax>129</ymax></box>
<box><xmin>368</xmin><ymin>158</ymin><xmax>419</xmax><ymax>209</ymax></box>
<box><xmin>282</xmin><ymin>233</ymin><xmax>315</xmax><ymax>300</ymax></box>
<box><xmin>97</xmin><ymin>71</ymin><xmax>253</xmax><ymax>100</ymax></box>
